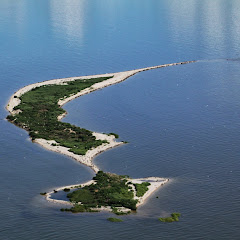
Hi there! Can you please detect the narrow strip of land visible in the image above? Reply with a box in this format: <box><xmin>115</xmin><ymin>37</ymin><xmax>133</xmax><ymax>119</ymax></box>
<box><xmin>6</xmin><ymin>60</ymin><xmax>194</xmax><ymax>213</ymax></box>
<box><xmin>6</xmin><ymin>60</ymin><xmax>195</xmax><ymax>173</ymax></box>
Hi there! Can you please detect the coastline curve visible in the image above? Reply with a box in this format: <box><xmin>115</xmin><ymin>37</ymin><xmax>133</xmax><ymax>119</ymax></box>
<box><xmin>6</xmin><ymin>60</ymin><xmax>195</xmax><ymax>173</ymax></box>
<box><xmin>6</xmin><ymin>61</ymin><xmax>195</xmax><ymax>211</ymax></box>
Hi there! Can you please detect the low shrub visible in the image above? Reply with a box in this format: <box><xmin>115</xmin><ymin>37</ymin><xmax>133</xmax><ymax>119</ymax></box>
<box><xmin>159</xmin><ymin>213</ymin><xmax>181</xmax><ymax>223</ymax></box>
<box><xmin>107</xmin><ymin>218</ymin><xmax>123</xmax><ymax>222</ymax></box>
<box><xmin>63</xmin><ymin>188</ymin><xmax>70</xmax><ymax>192</ymax></box>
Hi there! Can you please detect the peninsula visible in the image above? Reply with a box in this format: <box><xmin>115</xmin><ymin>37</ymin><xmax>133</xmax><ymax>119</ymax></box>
<box><xmin>6</xmin><ymin>60</ymin><xmax>195</xmax><ymax>213</ymax></box>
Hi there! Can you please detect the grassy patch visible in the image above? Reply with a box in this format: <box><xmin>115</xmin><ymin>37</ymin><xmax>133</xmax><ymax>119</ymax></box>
<box><xmin>159</xmin><ymin>213</ymin><xmax>181</xmax><ymax>223</ymax></box>
<box><xmin>107</xmin><ymin>218</ymin><xmax>123</xmax><ymax>222</ymax></box>
<box><xmin>108</xmin><ymin>133</ymin><xmax>119</xmax><ymax>138</ymax></box>
<box><xmin>63</xmin><ymin>188</ymin><xmax>70</xmax><ymax>192</ymax></box>
<box><xmin>7</xmin><ymin>76</ymin><xmax>113</xmax><ymax>155</ymax></box>
<box><xmin>134</xmin><ymin>182</ymin><xmax>150</xmax><ymax>197</ymax></box>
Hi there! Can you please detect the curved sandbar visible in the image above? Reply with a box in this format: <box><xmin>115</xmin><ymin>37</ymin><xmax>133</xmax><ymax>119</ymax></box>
<box><xmin>6</xmin><ymin>60</ymin><xmax>195</xmax><ymax>173</ymax></box>
<box><xmin>6</xmin><ymin>61</ymin><xmax>195</xmax><ymax>212</ymax></box>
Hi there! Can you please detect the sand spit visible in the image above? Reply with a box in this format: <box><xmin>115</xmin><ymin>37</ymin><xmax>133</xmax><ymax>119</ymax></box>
<box><xmin>6</xmin><ymin>60</ymin><xmax>195</xmax><ymax>173</ymax></box>
<box><xmin>132</xmin><ymin>177</ymin><xmax>170</xmax><ymax>207</ymax></box>
<box><xmin>45</xmin><ymin>180</ymin><xmax>95</xmax><ymax>205</ymax></box>
<box><xmin>45</xmin><ymin>177</ymin><xmax>169</xmax><ymax>211</ymax></box>
<box><xmin>6</xmin><ymin>61</ymin><xmax>194</xmax><ymax>211</ymax></box>
<box><xmin>7</xmin><ymin>60</ymin><xmax>195</xmax><ymax>114</ymax></box>
<box><xmin>34</xmin><ymin>133</ymin><xmax>123</xmax><ymax>173</ymax></box>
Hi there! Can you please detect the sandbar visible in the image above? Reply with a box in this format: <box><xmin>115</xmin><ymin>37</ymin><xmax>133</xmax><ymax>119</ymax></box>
<box><xmin>6</xmin><ymin>60</ymin><xmax>194</xmax><ymax>211</ymax></box>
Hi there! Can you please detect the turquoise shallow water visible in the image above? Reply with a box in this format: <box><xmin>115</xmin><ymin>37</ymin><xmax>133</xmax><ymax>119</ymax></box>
<box><xmin>1</xmin><ymin>0</ymin><xmax>240</xmax><ymax>239</ymax></box>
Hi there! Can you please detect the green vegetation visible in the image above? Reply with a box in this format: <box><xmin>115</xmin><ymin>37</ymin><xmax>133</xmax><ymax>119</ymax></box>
<box><xmin>108</xmin><ymin>133</ymin><xmax>119</xmax><ymax>138</ymax></box>
<box><xmin>134</xmin><ymin>182</ymin><xmax>150</xmax><ymax>197</ymax></box>
<box><xmin>62</xmin><ymin>171</ymin><xmax>138</xmax><ymax>213</ymax></box>
<box><xmin>40</xmin><ymin>192</ymin><xmax>46</xmax><ymax>195</ymax></box>
<box><xmin>107</xmin><ymin>218</ymin><xmax>123</xmax><ymax>222</ymax></box>
<box><xmin>111</xmin><ymin>207</ymin><xmax>130</xmax><ymax>215</ymax></box>
<box><xmin>159</xmin><ymin>213</ymin><xmax>181</xmax><ymax>223</ymax></box>
<box><xmin>7</xmin><ymin>76</ymin><xmax>114</xmax><ymax>155</ymax></box>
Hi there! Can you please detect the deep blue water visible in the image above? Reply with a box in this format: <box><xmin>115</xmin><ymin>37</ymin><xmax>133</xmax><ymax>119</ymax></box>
<box><xmin>1</xmin><ymin>0</ymin><xmax>240</xmax><ymax>239</ymax></box>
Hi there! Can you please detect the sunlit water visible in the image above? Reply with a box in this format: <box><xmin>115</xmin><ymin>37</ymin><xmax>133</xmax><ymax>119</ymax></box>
<box><xmin>1</xmin><ymin>0</ymin><xmax>240</xmax><ymax>239</ymax></box>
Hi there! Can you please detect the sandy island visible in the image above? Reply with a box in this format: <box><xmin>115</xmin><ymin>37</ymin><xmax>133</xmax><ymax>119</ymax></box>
<box><xmin>6</xmin><ymin>60</ymin><xmax>194</xmax><ymax>210</ymax></box>
<box><xmin>46</xmin><ymin>177</ymin><xmax>170</xmax><ymax>212</ymax></box>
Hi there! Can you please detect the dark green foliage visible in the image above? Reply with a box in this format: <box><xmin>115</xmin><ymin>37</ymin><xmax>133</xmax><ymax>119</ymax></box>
<box><xmin>66</xmin><ymin>171</ymin><xmax>138</xmax><ymax>212</ymax></box>
<box><xmin>107</xmin><ymin>218</ymin><xmax>123</xmax><ymax>222</ymax></box>
<box><xmin>40</xmin><ymin>192</ymin><xmax>46</xmax><ymax>195</ymax></box>
<box><xmin>159</xmin><ymin>213</ymin><xmax>181</xmax><ymax>222</ymax></box>
<box><xmin>7</xmin><ymin>77</ymin><xmax>113</xmax><ymax>155</ymax></box>
<box><xmin>134</xmin><ymin>182</ymin><xmax>150</xmax><ymax>197</ymax></box>
<box><xmin>6</xmin><ymin>115</ymin><xmax>15</xmax><ymax>121</ymax></box>
<box><xmin>108</xmin><ymin>133</ymin><xmax>119</xmax><ymax>138</ymax></box>
<box><xmin>63</xmin><ymin>188</ymin><xmax>70</xmax><ymax>192</ymax></box>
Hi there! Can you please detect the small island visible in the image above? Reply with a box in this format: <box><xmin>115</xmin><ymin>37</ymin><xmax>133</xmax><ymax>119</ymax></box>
<box><xmin>50</xmin><ymin>171</ymin><xmax>168</xmax><ymax>214</ymax></box>
<box><xmin>6</xmin><ymin>61</ymin><xmax>194</xmax><ymax>213</ymax></box>
<box><xmin>159</xmin><ymin>213</ymin><xmax>181</xmax><ymax>222</ymax></box>
<box><xmin>107</xmin><ymin>218</ymin><xmax>123</xmax><ymax>222</ymax></box>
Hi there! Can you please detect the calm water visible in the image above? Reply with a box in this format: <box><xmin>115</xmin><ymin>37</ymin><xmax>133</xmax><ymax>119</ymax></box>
<box><xmin>1</xmin><ymin>0</ymin><xmax>240</xmax><ymax>239</ymax></box>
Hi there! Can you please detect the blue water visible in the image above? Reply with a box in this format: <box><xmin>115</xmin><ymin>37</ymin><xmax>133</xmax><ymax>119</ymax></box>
<box><xmin>1</xmin><ymin>0</ymin><xmax>240</xmax><ymax>239</ymax></box>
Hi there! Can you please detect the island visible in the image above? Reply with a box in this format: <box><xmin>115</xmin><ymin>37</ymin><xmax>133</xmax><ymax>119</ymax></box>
<box><xmin>159</xmin><ymin>213</ymin><xmax>181</xmax><ymax>222</ymax></box>
<box><xmin>6</xmin><ymin>60</ymin><xmax>195</xmax><ymax>213</ymax></box>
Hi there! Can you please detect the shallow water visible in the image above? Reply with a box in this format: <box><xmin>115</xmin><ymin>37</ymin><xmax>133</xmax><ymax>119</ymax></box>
<box><xmin>1</xmin><ymin>0</ymin><xmax>240</xmax><ymax>239</ymax></box>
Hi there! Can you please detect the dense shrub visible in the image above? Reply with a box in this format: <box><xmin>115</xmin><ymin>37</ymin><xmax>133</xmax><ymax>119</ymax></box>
<box><xmin>7</xmin><ymin>77</ymin><xmax>113</xmax><ymax>155</ymax></box>
<box><xmin>65</xmin><ymin>171</ymin><xmax>138</xmax><ymax>212</ymax></box>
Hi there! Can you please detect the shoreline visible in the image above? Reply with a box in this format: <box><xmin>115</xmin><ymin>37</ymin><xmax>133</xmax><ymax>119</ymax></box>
<box><xmin>6</xmin><ymin>60</ymin><xmax>195</xmax><ymax>211</ymax></box>
<box><xmin>6</xmin><ymin>60</ymin><xmax>195</xmax><ymax>173</ymax></box>
<box><xmin>45</xmin><ymin>177</ymin><xmax>170</xmax><ymax>210</ymax></box>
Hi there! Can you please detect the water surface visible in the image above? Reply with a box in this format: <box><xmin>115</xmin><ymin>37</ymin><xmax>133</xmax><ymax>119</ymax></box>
<box><xmin>1</xmin><ymin>0</ymin><xmax>240</xmax><ymax>239</ymax></box>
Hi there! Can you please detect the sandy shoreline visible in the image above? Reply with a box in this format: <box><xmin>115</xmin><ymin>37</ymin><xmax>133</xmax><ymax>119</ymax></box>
<box><xmin>45</xmin><ymin>177</ymin><xmax>170</xmax><ymax>210</ymax></box>
<box><xmin>6</xmin><ymin>60</ymin><xmax>194</xmax><ymax>211</ymax></box>
<box><xmin>6</xmin><ymin>60</ymin><xmax>195</xmax><ymax>173</ymax></box>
